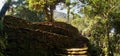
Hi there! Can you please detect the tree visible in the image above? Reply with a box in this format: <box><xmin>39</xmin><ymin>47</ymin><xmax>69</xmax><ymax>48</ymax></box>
<box><xmin>5</xmin><ymin>0</ymin><xmax>45</xmax><ymax>22</ymax></box>
<box><xmin>27</xmin><ymin>0</ymin><xmax>65</xmax><ymax>22</ymax></box>
<box><xmin>66</xmin><ymin>0</ymin><xmax>70</xmax><ymax>23</ymax></box>
<box><xmin>71</xmin><ymin>0</ymin><xmax>120</xmax><ymax>56</ymax></box>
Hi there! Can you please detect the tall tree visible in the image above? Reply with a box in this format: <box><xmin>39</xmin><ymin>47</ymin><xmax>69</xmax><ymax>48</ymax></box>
<box><xmin>66</xmin><ymin>0</ymin><xmax>70</xmax><ymax>23</ymax></box>
<box><xmin>71</xmin><ymin>0</ymin><xmax>120</xmax><ymax>56</ymax></box>
<box><xmin>27</xmin><ymin>0</ymin><xmax>65</xmax><ymax>22</ymax></box>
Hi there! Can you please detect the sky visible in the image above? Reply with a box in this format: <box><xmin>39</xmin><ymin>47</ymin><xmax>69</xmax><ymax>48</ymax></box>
<box><xmin>55</xmin><ymin>0</ymin><xmax>85</xmax><ymax>17</ymax></box>
<box><xmin>55</xmin><ymin>0</ymin><xmax>81</xmax><ymax>13</ymax></box>
<box><xmin>55</xmin><ymin>3</ymin><xmax>67</xmax><ymax>14</ymax></box>
<box><xmin>0</xmin><ymin>0</ymin><xmax>6</xmax><ymax>10</ymax></box>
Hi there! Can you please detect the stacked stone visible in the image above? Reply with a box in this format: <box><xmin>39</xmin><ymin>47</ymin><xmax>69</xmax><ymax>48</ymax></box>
<box><xmin>3</xmin><ymin>16</ymin><xmax>89</xmax><ymax>56</ymax></box>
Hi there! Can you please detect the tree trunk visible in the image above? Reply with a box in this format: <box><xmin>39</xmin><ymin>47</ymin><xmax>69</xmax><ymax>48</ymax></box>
<box><xmin>44</xmin><ymin>6</ymin><xmax>54</xmax><ymax>22</ymax></box>
<box><xmin>44</xmin><ymin>7</ymin><xmax>50</xmax><ymax>21</ymax></box>
<box><xmin>50</xmin><ymin>5</ymin><xmax>54</xmax><ymax>22</ymax></box>
<box><xmin>67</xmin><ymin>6</ymin><xmax>70</xmax><ymax>23</ymax></box>
<box><xmin>105</xmin><ymin>20</ymin><xmax>113</xmax><ymax>56</ymax></box>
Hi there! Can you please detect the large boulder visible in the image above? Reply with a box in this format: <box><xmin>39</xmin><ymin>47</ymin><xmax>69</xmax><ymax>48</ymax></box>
<box><xmin>3</xmin><ymin>16</ymin><xmax>89</xmax><ymax>56</ymax></box>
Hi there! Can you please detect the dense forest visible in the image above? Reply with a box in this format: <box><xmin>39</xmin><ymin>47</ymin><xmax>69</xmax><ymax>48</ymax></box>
<box><xmin>0</xmin><ymin>0</ymin><xmax>120</xmax><ymax>56</ymax></box>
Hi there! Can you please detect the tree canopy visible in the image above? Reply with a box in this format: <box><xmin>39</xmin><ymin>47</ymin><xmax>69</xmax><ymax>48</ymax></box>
<box><xmin>71</xmin><ymin>0</ymin><xmax>120</xmax><ymax>56</ymax></box>
<box><xmin>27</xmin><ymin>0</ymin><xmax>65</xmax><ymax>22</ymax></box>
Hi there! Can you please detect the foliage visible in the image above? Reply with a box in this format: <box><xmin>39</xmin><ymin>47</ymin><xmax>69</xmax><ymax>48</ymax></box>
<box><xmin>26</xmin><ymin>0</ymin><xmax>65</xmax><ymax>22</ymax></box>
<box><xmin>28</xmin><ymin>0</ymin><xmax>54</xmax><ymax>11</ymax></box>
<box><xmin>7</xmin><ymin>0</ymin><xmax>45</xmax><ymax>22</ymax></box>
<box><xmin>27</xmin><ymin>0</ymin><xmax>64</xmax><ymax>11</ymax></box>
<box><xmin>55</xmin><ymin>18</ymin><xmax>67</xmax><ymax>22</ymax></box>
<box><xmin>15</xmin><ymin>5</ymin><xmax>45</xmax><ymax>22</ymax></box>
<box><xmin>71</xmin><ymin>0</ymin><xmax>120</xmax><ymax>56</ymax></box>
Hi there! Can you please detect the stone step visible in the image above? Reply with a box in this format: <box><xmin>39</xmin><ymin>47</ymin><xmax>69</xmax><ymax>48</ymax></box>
<box><xmin>56</xmin><ymin>47</ymin><xmax>88</xmax><ymax>56</ymax></box>
<box><xmin>66</xmin><ymin>47</ymin><xmax>88</xmax><ymax>52</ymax></box>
